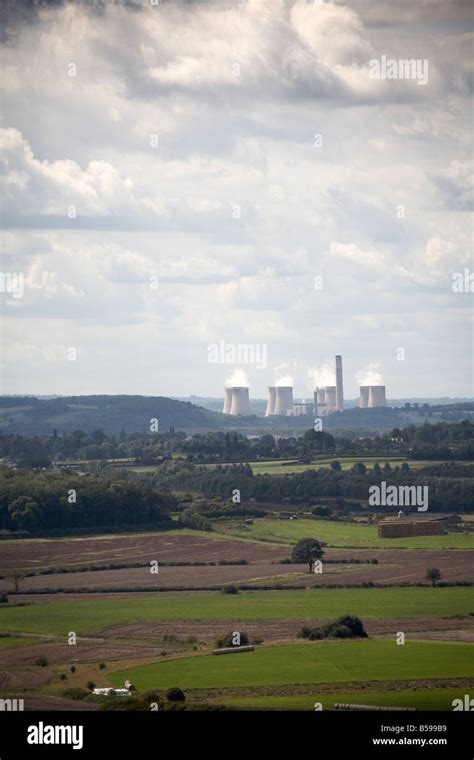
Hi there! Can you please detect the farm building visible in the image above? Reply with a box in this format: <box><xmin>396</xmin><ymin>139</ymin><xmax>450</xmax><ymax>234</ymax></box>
<box><xmin>92</xmin><ymin>688</ymin><xmax>132</xmax><ymax>698</ymax></box>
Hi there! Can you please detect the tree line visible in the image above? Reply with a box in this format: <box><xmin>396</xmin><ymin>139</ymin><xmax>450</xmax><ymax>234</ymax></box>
<box><xmin>0</xmin><ymin>470</ymin><xmax>176</xmax><ymax>533</ymax></box>
<box><xmin>144</xmin><ymin>460</ymin><xmax>474</xmax><ymax>512</ymax></box>
<box><xmin>0</xmin><ymin>419</ymin><xmax>472</xmax><ymax>468</ymax></box>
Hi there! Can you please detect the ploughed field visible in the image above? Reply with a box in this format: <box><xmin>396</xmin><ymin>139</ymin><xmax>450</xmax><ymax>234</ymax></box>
<box><xmin>0</xmin><ymin>532</ymin><xmax>287</xmax><ymax>574</ymax></box>
<box><xmin>4</xmin><ymin>548</ymin><xmax>473</xmax><ymax>593</ymax></box>
<box><xmin>1</xmin><ymin>523</ymin><xmax>473</xmax><ymax>595</ymax></box>
<box><xmin>1</xmin><ymin>525</ymin><xmax>473</xmax><ymax>711</ymax></box>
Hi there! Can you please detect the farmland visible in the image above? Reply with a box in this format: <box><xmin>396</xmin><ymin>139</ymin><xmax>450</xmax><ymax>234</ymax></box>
<box><xmin>1</xmin><ymin>514</ymin><xmax>473</xmax><ymax>712</ymax></box>
<box><xmin>247</xmin><ymin>457</ymin><xmax>451</xmax><ymax>475</ymax></box>
<box><xmin>223</xmin><ymin>518</ymin><xmax>474</xmax><ymax>549</ymax></box>
<box><xmin>108</xmin><ymin>640</ymin><xmax>474</xmax><ymax>691</ymax></box>
<box><xmin>210</xmin><ymin>688</ymin><xmax>469</xmax><ymax>711</ymax></box>
<box><xmin>1</xmin><ymin>588</ymin><xmax>473</xmax><ymax>636</ymax></box>
<box><xmin>1</xmin><ymin>526</ymin><xmax>473</xmax><ymax>596</ymax></box>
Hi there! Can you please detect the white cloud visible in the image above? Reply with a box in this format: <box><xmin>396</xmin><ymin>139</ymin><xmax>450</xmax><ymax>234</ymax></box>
<box><xmin>0</xmin><ymin>0</ymin><xmax>471</xmax><ymax>398</ymax></box>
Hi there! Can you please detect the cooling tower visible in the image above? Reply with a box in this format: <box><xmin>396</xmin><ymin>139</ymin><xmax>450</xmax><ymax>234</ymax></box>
<box><xmin>324</xmin><ymin>386</ymin><xmax>337</xmax><ymax>412</ymax></box>
<box><xmin>274</xmin><ymin>386</ymin><xmax>293</xmax><ymax>416</ymax></box>
<box><xmin>314</xmin><ymin>388</ymin><xmax>327</xmax><ymax>416</ymax></box>
<box><xmin>316</xmin><ymin>388</ymin><xmax>326</xmax><ymax>405</ymax></box>
<box><xmin>223</xmin><ymin>387</ymin><xmax>233</xmax><ymax>414</ymax></box>
<box><xmin>229</xmin><ymin>387</ymin><xmax>252</xmax><ymax>416</ymax></box>
<box><xmin>335</xmin><ymin>355</ymin><xmax>344</xmax><ymax>411</ymax></box>
<box><xmin>359</xmin><ymin>386</ymin><xmax>369</xmax><ymax>408</ymax></box>
<box><xmin>265</xmin><ymin>387</ymin><xmax>276</xmax><ymax>417</ymax></box>
<box><xmin>368</xmin><ymin>385</ymin><xmax>386</xmax><ymax>408</ymax></box>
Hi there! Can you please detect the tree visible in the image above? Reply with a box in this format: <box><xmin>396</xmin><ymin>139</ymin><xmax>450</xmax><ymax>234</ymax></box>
<box><xmin>330</xmin><ymin>461</ymin><xmax>341</xmax><ymax>471</ymax></box>
<box><xmin>166</xmin><ymin>687</ymin><xmax>185</xmax><ymax>702</ymax></box>
<box><xmin>426</xmin><ymin>567</ymin><xmax>442</xmax><ymax>587</ymax></box>
<box><xmin>9</xmin><ymin>496</ymin><xmax>42</xmax><ymax>531</ymax></box>
<box><xmin>216</xmin><ymin>632</ymin><xmax>249</xmax><ymax>648</ymax></box>
<box><xmin>291</xmin><ymin>538</ymin><xmax>324</xmax><ymax>573</ymax></box>
<box><xmin>8</xmin><ymin>568</ymin><xmax>25</xmax><ymax>592</ymax></box>
<box><xmin>312</xmin><ymin>505</ymin><xmax>331</xmax><ymax>517</ymax></box>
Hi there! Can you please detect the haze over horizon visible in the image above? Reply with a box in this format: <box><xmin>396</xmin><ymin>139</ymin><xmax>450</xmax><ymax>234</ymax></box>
<box><xmin>1</xmin><ymin>0</ymin><xmax>472</xmax><ymax>399</ymax></box>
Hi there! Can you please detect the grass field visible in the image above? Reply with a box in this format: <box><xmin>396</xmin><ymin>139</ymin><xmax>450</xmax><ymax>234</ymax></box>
<box><xmin>0</xmin><ymin>636</ymin><xmax>31</xmax><ymax>649</ymax></box>
<box><xmin>108</xmin><ymin>640</ymin><xmax>474</xmax><ymax>691</ymax></box>
<box><xmin>247</xmin><ymin>457</ymin><xmax>455</xmax><ymax>475</ymax></box>
<box><xmin>211</xmin><ymin>688</ymin><xmax>469</xmax><ymax>711</ymax></box>
<box><xmin>1</xmin><ymin>588</ymin><xmax>472</xmax><ymax>635</ymax></box>
<box><xmin>224</xmin><ymin>518</ymin><xmax>474</xmax><ymax>549</ymax></box>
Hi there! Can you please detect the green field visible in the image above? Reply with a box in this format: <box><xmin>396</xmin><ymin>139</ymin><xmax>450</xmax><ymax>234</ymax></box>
<box><xmin>247</xmin><ymin>457</ymin><xmax>452</xmax><ymax>475</ymax></box>
<box><xmin>0</xmin><ymin>636</ymin><xmax>31</xmax><ymax>649</ymax></box>
<box><xmin>108</xmin><ymin>640</ymin><xmax>474</xmax><ymax>691</ymax></box>
<box><xmin>212</xmin><ymin>688</ymin><xmax>469</xmax><ymax>711</ymax></box>
<box><xmin>1</xmin><ymin>588</ymin><xmax>472</xmax><ymax>635</ymax></box>
<box><xmin>225</xmin><ymin>518</ymin><xmax>474</xmax><ymax>549</ymax></box>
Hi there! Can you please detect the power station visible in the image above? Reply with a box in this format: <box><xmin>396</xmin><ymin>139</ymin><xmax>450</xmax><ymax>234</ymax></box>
<box><xmin>228</xmin><ymin>386</ymin><xmax>252</xmax><ymax>416</ymax></box>
<box><xmin>265</xmin><ymin>387</ymin><xmax>276</xmax><ymax>417</ymax></box>
<box><xmin>222</xmin><ymin>356</ymin><xmax>387</xmax><ymax>416</ymax></box>
<box><xmin>273</xmin><ymin>386</ymin><xmax>293</xmax><ymax>416</ymax></box>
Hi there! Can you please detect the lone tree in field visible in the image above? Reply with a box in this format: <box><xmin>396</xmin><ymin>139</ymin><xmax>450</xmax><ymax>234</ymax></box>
<box><xmin>8</xmin><ymin>569</ymin><xmax>25</xmax><ymax>593</ymax></box>
<box><xmin>291</xmin><ymin>538</ymin><xmax>324</xmax><ymax>573</ymax></box>
<box><xmin>426</xmin><ymin>567</ymin><xmax>442</xmax><ymax>587</ymax></box>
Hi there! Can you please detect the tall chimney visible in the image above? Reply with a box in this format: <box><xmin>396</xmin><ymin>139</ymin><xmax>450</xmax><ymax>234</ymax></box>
<box><xmin>229</xmin><ymin>387</ymin><xmax>252</xmax><ymax>416</ymax></box>
<box><xmin>274</xmin><ymin>386</ymin><xmax>293</xmax><ymax>416</ymax></box>
<box><xmin>265</xmin><ymin>387</ymin><xmax>276</xmax><ymax>417</ymax></box>
<box><xmin>335</xmin><ymin>355</ymin><xmax>344</xmax><ymax>412</ymax></box>
<box><xmin>223</xmin><ymin>387</ymin><xmax>233</xmax><ymax>414</ymax></box>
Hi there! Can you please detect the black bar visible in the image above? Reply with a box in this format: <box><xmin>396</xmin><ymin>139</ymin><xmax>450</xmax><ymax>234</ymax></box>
<box><xmin>0</xmin><ymin>711</ymin><xmax>472</xmax><ymax>758</ymax></box>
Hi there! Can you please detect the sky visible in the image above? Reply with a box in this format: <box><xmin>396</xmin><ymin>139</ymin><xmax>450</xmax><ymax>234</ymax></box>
<box><xmin>0</xmin><ymin>0</ymin><xmax>472</xmax><ymax>400</ymax></box>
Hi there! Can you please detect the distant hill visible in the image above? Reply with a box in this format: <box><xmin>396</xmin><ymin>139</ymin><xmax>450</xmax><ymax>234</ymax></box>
<box><xmin>0</xmin><ymin>395</ymin><xmax>235</xmax><ymax>435</ymax></box>
<box><xmin>0</xmin><ymin>396</ymin><xmax>471</xmax><ymax>436</ymax></box>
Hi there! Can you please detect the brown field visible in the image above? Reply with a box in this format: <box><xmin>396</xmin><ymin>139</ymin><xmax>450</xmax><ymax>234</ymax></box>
<box><xmin>90</xmin><ymin>615</ymin><xmax>474</xmax><ymax>645</ymax></box>
<box><xmin>0</xmin><ymin>562</ymin><xmax>307</xmax><ymax>592</ymax></box>
<box><xmin>287</xmin><ymin>549</ymin><xmax>474</xmax><ymax>587</ymax></box>
<box><xmin>1</xmin><ymin>541</ymin><xmax>472</xmax><ymax>593</ymax></box>
<box><xmin>0</xmin><ymin>638</ymin><xmax>168</xmax><ymax>666</ymax></box>
<box><xmin>0</xmin><ymin>533</ymin><xmax>288</xmax><ymax>575</ymax></box>
<box><xmin>0</xmin><ymin>668</ymin><xmax>53</xmax><ymax>690</ymax></box>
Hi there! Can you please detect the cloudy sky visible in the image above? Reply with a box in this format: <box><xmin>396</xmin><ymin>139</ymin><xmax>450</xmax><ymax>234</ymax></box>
<box><xmin>0</xmin><ymin>0</ymin><xmax>472</xmax><ymax>399</ymax></box>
